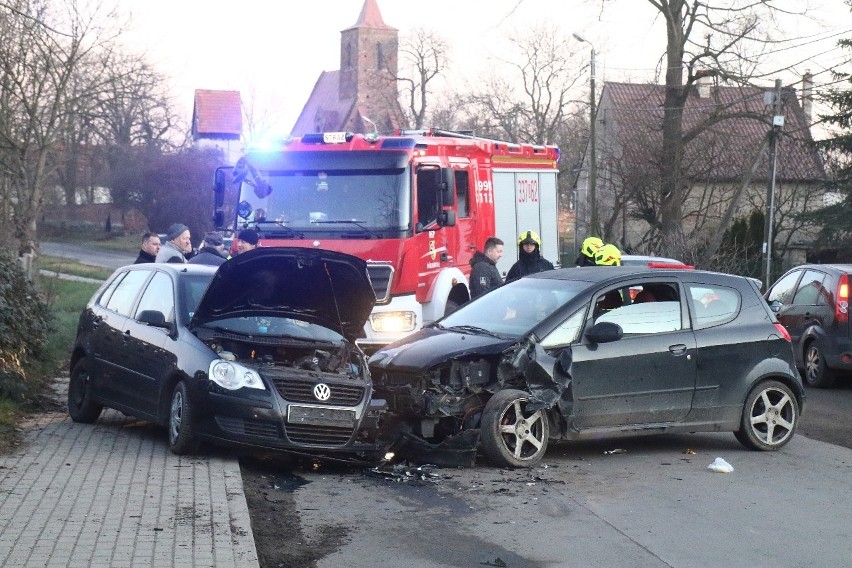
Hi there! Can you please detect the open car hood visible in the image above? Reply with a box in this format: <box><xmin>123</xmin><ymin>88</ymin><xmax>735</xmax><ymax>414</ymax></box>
<box><xmin>189</xmin><ymin>247</ymin><xmax>375</xmax><ymax>342</ymax></box>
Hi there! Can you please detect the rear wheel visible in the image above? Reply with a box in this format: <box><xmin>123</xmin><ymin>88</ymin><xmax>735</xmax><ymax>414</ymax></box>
<box><xmin>734</xmin><ymin>380</ymin><xmax>799</xmax><ymax>451</ymax></box>
<box><xmin>480</xmin><ymin>389</ymin><xmax>549</xmax><ymax>467</ymax></box>
<box><xmin>804</xmin><ymin>341</ymin><xmax>836</xmax><ymax>388</ymax></box>
<box><xmin>68</xmin><ymin>359</ymin><xmax>103</xmax><ymax>423</ymax></box>
<box><xmin>169</xmin><ymin>381</ymin><xmax>200</xmax><ymax>455</ymax></box>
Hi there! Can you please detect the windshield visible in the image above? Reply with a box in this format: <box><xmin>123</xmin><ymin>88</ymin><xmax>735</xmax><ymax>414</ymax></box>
<box><xmin>236</xmin><ymin>151</ymin><xmax>411</xmax><ymax>233</ymax></box>
<box><xmin>195</xmin><ymin>315</ymin><xmax>345</xmax><ymax>344</ymax></box>
<box><xmin>440</xmin><ymin>278</ymin><xmax>589</xmax><ymax>337</ymax></box>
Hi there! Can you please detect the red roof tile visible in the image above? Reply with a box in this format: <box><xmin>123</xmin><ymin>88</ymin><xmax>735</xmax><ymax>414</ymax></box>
<box><xmin>600</xmin><ymin>82</ymin><xmax>824</xmax><ymax>182</ymax></box>
<box><xmin>192</xmin><ymin>90</ymin><xmax>242</xmax><ymax>139</ymax></box>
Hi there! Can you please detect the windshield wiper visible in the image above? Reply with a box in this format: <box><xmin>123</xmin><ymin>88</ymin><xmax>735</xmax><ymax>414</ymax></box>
<box><xmin>311</xmin><ymin>219</ymin><xmax>382</xmax><ymax>238</ymax></box>
<box><xmin>445</xmin><ymin>325</ymin><xmax>506</xmax><ymax>339</ymax></box>
<box><xmin>252</xmin><ymin>221</ymin><xmax>302</xmax><ymax>238</ymax></box>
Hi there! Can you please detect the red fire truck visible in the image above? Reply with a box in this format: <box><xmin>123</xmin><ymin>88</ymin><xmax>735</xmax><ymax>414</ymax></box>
<box><xmin>213</xmin><ymin>129</ymin><xmax>561</xmax><ymax>351</ymax></box>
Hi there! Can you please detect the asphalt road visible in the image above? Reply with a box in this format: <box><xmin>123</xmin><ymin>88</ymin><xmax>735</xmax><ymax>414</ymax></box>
<box><xmin>40</xmin><ymin>241</ymin><xmax>135</xmax><ymax>270</ymax></box>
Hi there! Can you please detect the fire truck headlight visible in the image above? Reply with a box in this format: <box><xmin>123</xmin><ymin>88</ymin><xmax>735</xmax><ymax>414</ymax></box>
<box><xmin>369</xmin><ymin>311</ymin><xmax>416</xmax><ymax>333</ymax></box>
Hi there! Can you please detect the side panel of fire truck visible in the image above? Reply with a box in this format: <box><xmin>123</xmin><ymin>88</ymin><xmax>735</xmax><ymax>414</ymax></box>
<box><xmin>493</xmin><ymin>170</ymin><xmax>560</xmax><ymax>278</ymax></box>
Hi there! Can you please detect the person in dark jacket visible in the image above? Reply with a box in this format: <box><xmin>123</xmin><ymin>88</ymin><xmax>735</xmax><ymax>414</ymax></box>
<box><xmin>505</xmin><ymin>230</ymin><xmax>554</xmax><ymax>283</ymax></box>
<box><xmin>188</xmin><ymin>232</ymin><xmax>228</xmax><ymax>266</ymax></box>
<box><xmin>575</xmin><ymin>236</ymin><xmax>603</xmax><ymax>267</ymax></box>
<box><xmin>133</xmin><ymin>232</ymin><xmax>161</xmax><ymax>264</ymax></box>
<box><xmin>469</xmin><ymin>236</ymin><xmax>504</xmax><ymax>300</ymax></box>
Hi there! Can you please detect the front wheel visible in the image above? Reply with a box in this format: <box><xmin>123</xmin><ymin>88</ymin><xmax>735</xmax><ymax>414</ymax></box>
<box><xmin>169</xmin><ymin>381</ymin><xmax>200</xmax><ymax>455</ymax></box>
<box><xmin>804</xmin><ymin>341</ymin><xmax>836</xmax><ymax>388</ymax></box>
<box><xmin>734</xmin><ymin>380</ymin><xmax>799</xmax><ymax>451</ymax></box>
<box><xmin>68</xmin><ymin>359</ymin><xmax>103</xmax><ymax>423</ymax></box>
<box><xmin>480</xmin><ymin>389</ymin><xmax>549</xmax><ymax>467</ymax></box>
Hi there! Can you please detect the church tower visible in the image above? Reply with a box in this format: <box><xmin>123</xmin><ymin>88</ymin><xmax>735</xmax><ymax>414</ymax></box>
<box><xmin>338</xmin><ymin>0</ymin><xmax>402</xmax><ymax>132</ymax></box>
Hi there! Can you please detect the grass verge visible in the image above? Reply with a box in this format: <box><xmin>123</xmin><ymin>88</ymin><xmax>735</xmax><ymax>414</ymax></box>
<box><xmin>40</xmin><ymin>230</ymin><xmax>139</xmax><ymax>252</ymax></box>
<box><xmin>0</xmin><ymin>277</ymin><xmax>101</xmax><ymax>454</ymax></box>
<box><xmin>38</xmin><ymin>255</ymin><xmax>114</xmax><ymax>280</ymax></box>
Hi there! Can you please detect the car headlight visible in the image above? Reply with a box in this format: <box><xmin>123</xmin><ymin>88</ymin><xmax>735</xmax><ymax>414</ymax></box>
<box><xmin>208</xmin><ymin>360</ymin><xmax>266</xmax><ymax>390</ymax></box>
<box><xmin>369</xmin><ymin>311</ymin><xmax>417</xmax><ymax>333</ymax></box>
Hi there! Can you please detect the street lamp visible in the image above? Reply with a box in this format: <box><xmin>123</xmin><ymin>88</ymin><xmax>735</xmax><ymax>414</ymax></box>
<box><xmin>573</xmin><ymin>33</ymin><xmax>598</xmax><ymax>237</ymax></box>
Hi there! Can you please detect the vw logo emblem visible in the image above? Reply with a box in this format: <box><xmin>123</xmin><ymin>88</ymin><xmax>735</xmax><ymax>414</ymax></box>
<box><xmin>313</xmin><ymin>383</ymin><xmax>331</xmax><ymax>401</ymax></box>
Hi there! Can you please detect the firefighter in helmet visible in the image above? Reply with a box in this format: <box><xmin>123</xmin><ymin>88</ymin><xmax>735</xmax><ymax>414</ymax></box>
<box><xmin>505</xmin><ymin>230</ymin><xmax>555</xmax><ymax>283</ymax></box>
<box><xmin>594</xmin><ymin>243</ymin><xmax>622</xmax><ymax>266</ymax></box>
<box><xmin>576</xmin><ymin>236</ymin><xmax>603</xmax><ymax>266</ymax></box>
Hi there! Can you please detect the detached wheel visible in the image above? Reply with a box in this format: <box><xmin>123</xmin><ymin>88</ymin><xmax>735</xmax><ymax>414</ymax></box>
<box><xmin>68</xmin><ymin>359</ymin><xmax>103</xmax><ymax>423</ymax></box>
<box><xmin>481</xmin><ymin>389</ymin><xmax>549</xmax><ymax>467</ymax></box>
<box><xmin>169</xmin><ymin>381</ymin><xmax>200</xmax><ymax>455</ymax></box>
<box><xmin>734</xmin><ymin>380</ymin><xmax>799</xmax><ymax>451</ymax></box>
<box><xmin>804</xmin><ymin>341</ymin><xmax>836</xmax><ymax>388</ymax></box>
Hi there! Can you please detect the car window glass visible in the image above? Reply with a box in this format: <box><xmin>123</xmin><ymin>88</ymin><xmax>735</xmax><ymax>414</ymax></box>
<box><xmin>767</xmin><ymin>270</ymin><xmax>801</xmax><ymax>305</ymax></box>
<box><xmin>597</xmin><ymin>301</ymin><xmax>683</xmax><ymax>334</ymax></box>
<box><xmin>105</xmin><ymin>270</ymin><xmax>151</xmax><ymax>317</ymax></box>
<box><xmin>97</xmin><ymin>272</ymin><xmax>126</xmax><ymax>308</ymax></box>
<box><xmin>793</xmin><ymin>270</ymin><xmax>827</xmax><ymax>306</ymax></box>
<box><xmin>541</xmin><ymin>309</ymin><xmax>584</xmax><ymax>348</ymax></box>
<box><xmin>688</xmin><ymin>284</ymin><xmax>740</xmax><ymax>328</ymax></box>
<box><xmin>134</xmin><ymin>272</ymin><xmax>175</xmax><ymax>323</ymax></box>
<box><xmin>180</xmin><ymin>274</ymin><xmax>215</xmax><ymax>322</ymax></box>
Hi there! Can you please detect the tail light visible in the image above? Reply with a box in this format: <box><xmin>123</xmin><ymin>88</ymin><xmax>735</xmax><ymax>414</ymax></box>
<box><xmin>836</xmin><ymin>274</ymin><xmax>849</xmax><ymax>324</ymax></box>
<box><xmin>774</xmin><ymin>323</ymin><xmax>792</xmax><ymax>342</ymax></box>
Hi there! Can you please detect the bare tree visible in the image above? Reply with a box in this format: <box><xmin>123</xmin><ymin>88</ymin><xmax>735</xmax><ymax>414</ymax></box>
<box><xmin>0</xmin><ymin>0</ymin><xmax>123</xmax><ymax>255</ymax></box>
<box><xmin>396</xmin><ymin>28</ymin><xmax>449</xmax><ymax>129</ymax></box>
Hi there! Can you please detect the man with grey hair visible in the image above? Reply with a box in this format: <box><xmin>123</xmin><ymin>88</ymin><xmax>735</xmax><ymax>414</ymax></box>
<box><xmin>188</xmin><ymin>231</ymin><xmax>228</xmax><ymax>266</ymax></box>
<box><xmin>156</xmin><ymin>223</ymin><xmax>192</xmax><ymax>263</ymax></box>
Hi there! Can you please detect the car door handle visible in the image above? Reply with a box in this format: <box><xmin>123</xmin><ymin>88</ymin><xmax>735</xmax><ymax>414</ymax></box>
<box><xmin>91</xmin><ymin>315</ymin><xmax>102</xmax><ymax>328</ymax></box>
<box><xmin>123</xmin><ymin>329</ymin><xmax>131</xmax><ymax>343</ymax></box>
<box><xmin>669</xmin><ymin>344</ymin><xmax>688</xmax><ymax>356</ymax></box>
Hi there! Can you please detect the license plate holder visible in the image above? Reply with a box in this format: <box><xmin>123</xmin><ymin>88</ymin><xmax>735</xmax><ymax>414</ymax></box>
<box><xmin>287</xmin><ymin>405</ymin><xmax>356</xmax><ymax>428</ymax></box>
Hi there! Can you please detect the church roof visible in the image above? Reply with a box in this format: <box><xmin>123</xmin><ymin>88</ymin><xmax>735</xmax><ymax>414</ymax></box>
<box><xmin>344</xmin><ymin>0</ymin><xmax>396</xmax><ymax>31</ymax></box>
<box><xmin>290</xmin><ymin>71</ymin><xmax>356</xmax><ymax>136</ymax></box>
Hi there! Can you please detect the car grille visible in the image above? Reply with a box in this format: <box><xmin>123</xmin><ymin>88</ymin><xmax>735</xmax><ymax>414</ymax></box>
<box><xmin>215</xmin><ymin>416</ymin><xmax>279</xmax><ymax>438</ymax></box>
<box><xmin>367</xmin><ymin>264</ymin><xmax>393</xmax><ymax>304</ymax></box>
<box><xmin>271</xmin><ymin>376</ymin><xmax>365</xmax><ymax>405</ymax></box>
<box><xmin>285</xmin><ymin>423</ymin><xmax>355</xmax><ymax>446</ymax></box>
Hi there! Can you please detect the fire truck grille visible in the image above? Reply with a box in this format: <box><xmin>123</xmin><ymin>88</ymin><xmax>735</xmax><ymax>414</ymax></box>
<box><xmin>272</xmin><ymin>377</ymin><xmax>365</xmax><ymax>406</ymax></box>
<box><xmin>367</xmin><ymin>264</ymin><xmax>394</xmax><ymax>304</ymax></box>
<box><xmin>285</xmin><ymin>424</ymin><xmax>355</xmax><ymax>446</ymax></box>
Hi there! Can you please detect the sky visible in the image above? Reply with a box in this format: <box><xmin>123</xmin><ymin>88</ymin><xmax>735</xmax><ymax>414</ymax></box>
<box><xmin>119</xmin><ymin>0</ymin><xmax>852</xmax><ymax>139</ymax></box>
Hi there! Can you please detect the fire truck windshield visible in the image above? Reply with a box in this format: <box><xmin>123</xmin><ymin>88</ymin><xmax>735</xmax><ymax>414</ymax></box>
<box><xmin>235</xmin><ymin>161</ymin><xmax>411</xmax><ymax>235</ymax></box>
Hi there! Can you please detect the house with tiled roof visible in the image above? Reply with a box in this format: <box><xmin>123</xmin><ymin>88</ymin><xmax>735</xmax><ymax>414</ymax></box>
<box><xmin>575</xmin><ymin>76</ymin><xmax>826</xmax><ymax>267</ymax></box>
<box><xmin>290</xmin><ymin>0</ymin><xmax>405</xmax><ymax>136</ymax></box>
<box><xmin>192</xmin><ymin>89</ymin><xmax>242</xmax><ymax>164</ymax></box>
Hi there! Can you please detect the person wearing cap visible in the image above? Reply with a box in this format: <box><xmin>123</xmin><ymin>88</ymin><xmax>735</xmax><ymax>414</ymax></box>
<box><xmin>188</xmin><ymin>231</ymin><xmax>228</xmax><ymax>266</ymax></box>
<box><xmin>236</xmin><ymin>228</ymin><xmax>259</xmax><ymax>254</ymax></box>
<box><xmin>134</xmin><ymin>232</ymin><xmax>161</xmax><ymax>264</ymax></box>
<box><xmin>594</xmin><ymin>243</ymin><xmax>622</xmax><ymax>266</ymax></box>
<box><xmin>576</xmin><ymin>236</ymin><xmax>603</xmax><ymax>267</ymax></box>
<box><xmin>505</xmin><ymin>230</ymin><xmax>554</xmax><ymax>283</ymax></box>
<box><xmin>155</xmin><ymin>223</ymin><xmax>192</xmax><ymax>263</ymax></box>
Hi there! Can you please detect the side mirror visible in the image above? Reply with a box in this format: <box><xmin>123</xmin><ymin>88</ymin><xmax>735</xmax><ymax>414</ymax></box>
<box><xmin>439</xmin><ymin>209</ymin><xmax>456</xmax><ymax>227</ymax></box>
<box><xmin>440</xmin><ymin>167</ymin><xmax>455</xmax><ymax>196</ymax></box>
<box><xmin>138</xmin><ymin>310</ymin><xmax>168</xmax><ymax>328</ymax></box>
<box><xmin>213</xmin><ymin>167</ymin><xmax>232</xmax><ymax>208</ymax></box>
<box><xmin>212</xmin><ymin>211</ymin><xmax>225</xmax><ymax>229</ymax></box>
<box><xmin>585</xmin><ymin>321</ymin><xmax>623</xmax><ymax>344</ymax></box>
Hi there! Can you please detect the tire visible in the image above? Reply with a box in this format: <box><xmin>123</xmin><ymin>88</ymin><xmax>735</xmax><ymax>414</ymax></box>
<box><xmin>480</xmin><ymin>389</ymin><xmax>549</xmax><ymax>467</ymax></box>
<box><xmin>803</xmin><ymin>341</ymin><xmax>836</xmax><ymax>388</ymax></box>
<box><xmin>734</xmin><ymin>380</ymin><xmax>799</xmax><ymax>451</ymax></box>
<box><xmin>68</xmin><ymin>359</ymin><xmax>103</xmax><ymax>423</ymax></box>
<box><xmin>444</xmin><ymin>299</ymin><xmax>460</xmax><ymax>317</ymax></box>
<box><xmin>168</xmin><ymin>381</ymin><xmax>200</xmax><ymax>455</ymax></box>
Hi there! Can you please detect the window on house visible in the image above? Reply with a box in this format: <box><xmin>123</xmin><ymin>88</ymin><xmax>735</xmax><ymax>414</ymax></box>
<box><xmin>376</xmin><ymin>43</ymin><xmax>384</xmax><ymax>69</ymax></box>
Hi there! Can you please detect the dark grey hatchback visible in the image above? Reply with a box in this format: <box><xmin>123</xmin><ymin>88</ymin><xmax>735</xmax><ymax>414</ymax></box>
<box><xmin>68</xmin><ymin>247</ymin><xmax>387</xmax><ymax>461</ymax></box>
<box><xmin>369</xmin><ymin>267</ymin><xmax>805</xmax><ymax>467</ymax></box>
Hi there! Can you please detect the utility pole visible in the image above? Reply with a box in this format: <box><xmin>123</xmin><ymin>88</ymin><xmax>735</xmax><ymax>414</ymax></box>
<box><xmin>573</xmin><ymin>33</ymin><xmax>598</xmax><ymax>237</ymax></box>
<box><xmin>763</xmin><ymin>79</ymin><xmax>784</xmax><ymax>289</ymax></box>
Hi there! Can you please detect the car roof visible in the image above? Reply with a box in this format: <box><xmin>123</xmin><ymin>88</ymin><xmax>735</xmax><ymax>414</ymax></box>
<box><xmin>794</xmin><ymin>264</ymin><xmax>852</xmax><ymax>273</ymax></box>
<box><xmin>529</xmin><ymin>266</ymin><xmax>747</xmax><ymax>286</ymax></box>
<box><xmin>120</xmin><ymin>263</ymin><xmax>218</xmax><ymax>277</ymax></box>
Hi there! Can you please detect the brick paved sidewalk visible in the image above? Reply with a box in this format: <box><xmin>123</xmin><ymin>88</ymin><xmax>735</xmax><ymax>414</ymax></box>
<box><xmin>0</xmin><ymin>379</ymin><xmax>258</xmax><ymax>568</ymax></box>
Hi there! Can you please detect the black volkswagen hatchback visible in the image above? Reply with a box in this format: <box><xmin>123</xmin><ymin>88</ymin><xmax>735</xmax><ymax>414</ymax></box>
<box><xmin>68</xmin><ymin>248</ymin><xmax>387</xmax><ymax>461</ymax></box>
<box><xmin>369</xmin><ymin>267</ymin><xmax>805</xmax><ymax>467</ymax></box>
